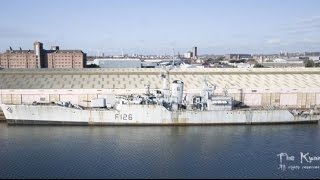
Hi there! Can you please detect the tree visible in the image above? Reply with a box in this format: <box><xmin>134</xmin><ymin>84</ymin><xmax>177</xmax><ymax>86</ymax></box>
<box><xmin>216</xmin><ymin>56</ymin><xmax>225</xmax><ymax>61</ymax></box>
<box><xmin>206</xmin><ymin>58</ymin><xmax>214</xmax><ymax>64</ymax></box>
<box><xmin>304</xmin><ymin>60</ymin><xmax>315</xmax><ymax>68</ymax></box>
<box><xmin>247</xmin><ymin>59</ymin><xmax>258</xmax><ymax>65</ymax></box>
<box><xmin>87</xmin><ymin>64</ymin><xmax>100</xmax><ymax>68</ymax></box>
<box><xmin>253</xmin><ymin>63</ymin><xmax>264</xmax><ymax>68</ymax></box>
<box><xmin>205</xmin><ymin>57</ymin><xmax>224</xmax><ymax>64</ymax></box>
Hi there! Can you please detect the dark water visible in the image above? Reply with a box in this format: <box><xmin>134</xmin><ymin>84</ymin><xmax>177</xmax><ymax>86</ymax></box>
<box><xmin>1</xmin><ymin>122</ymin><xmax>320</xmax><ymax>179</ymax></box>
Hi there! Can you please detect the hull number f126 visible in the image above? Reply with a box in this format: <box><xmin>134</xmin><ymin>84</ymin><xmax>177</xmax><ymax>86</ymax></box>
<box><xmin>115</xmin><ymin>114</ymin><xmax>133</xmax><ymax>121</ymax></box>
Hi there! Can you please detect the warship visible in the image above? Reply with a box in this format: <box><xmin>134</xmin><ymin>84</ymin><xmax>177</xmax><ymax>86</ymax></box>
<box><xmin>1</xmin><ymin>70</ymin><xmax>320</xmax><ymax>125</ymax></box>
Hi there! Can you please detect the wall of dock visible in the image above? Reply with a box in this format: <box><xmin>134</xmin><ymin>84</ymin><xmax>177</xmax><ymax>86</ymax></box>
<box><xmin>1</xmin><ymin>88</ymin><xmax>320</xmax><ymax>110</ymax></box>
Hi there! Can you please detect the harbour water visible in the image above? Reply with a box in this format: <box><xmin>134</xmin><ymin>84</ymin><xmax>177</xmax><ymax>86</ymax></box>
<box><xmin>0</xmin><ymin>122</ymin><xmax>320</xmax><ymax>178</ymax></box>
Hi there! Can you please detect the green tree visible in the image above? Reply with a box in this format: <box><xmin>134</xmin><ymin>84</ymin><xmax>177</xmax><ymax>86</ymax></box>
<box><xmin>304</xmin><ymin>60</ymin><xmax>315</xmax><ymax>67</ymax></box>
<box><xmin>216</xmin><ymin>56</ymin><xmax>225</xmax><ymax>61</ymax></box>
<box><xmin>206</xmin><ymin>57</ymin><xmax>224</xmax><ymax>64</ymax></box>
<box><xmin>253</xmin><ymin>63</ymin><xmax>264</xmax><ymax>68</ymax></box>
<box><xmin>206</xmin><ymin>58</ymin><xmax>214</xmax><ymax>64</ymax></box>
<box><xmin>87</xmin><ymin>64</ymin><xmax>100</xmax><ymax>68</ymax></box>
<box><xmin>247</xmin><ymin>59</ymin><xmax>258</xmax><ymax>65</ymax></box>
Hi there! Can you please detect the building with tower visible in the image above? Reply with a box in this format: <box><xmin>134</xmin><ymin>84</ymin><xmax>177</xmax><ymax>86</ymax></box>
<box><xmin>0</xmin><ymin>41</ymin><xmax>86</xmax><ymax>69</ymax></box>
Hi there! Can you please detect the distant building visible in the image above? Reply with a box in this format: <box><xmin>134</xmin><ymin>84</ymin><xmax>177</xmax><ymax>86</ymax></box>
<box><xmin>192</xmin><ymin>47</ymin><xmax>197</xmax><ymax>59</ymax></box>
<box><xmin>225</xmin><ymin>54</ymin><xmax>252</xmax><ymax>60</ymax></box>
<box><xmin>309</xmin><ymin>56</ymin><xmax>320</xmax><ymax>61</ymax></box>
<box><xmin>183</xmin><ymin>46</ymin><xmax>198</xmax><ymax>59</ymax></box>
<box><xmin>93</xmin><ymin>58</ymin><xmax>141</xmax><ymax>68</ymax></box>
<box><xmin>184</xmin><ymin>51</ymin><xmax>193</xmax><ymax>59</ymax></box>
<box><xmin>304</xmin><ymin>52</ymin><xmax>320</xmax><ymax>57</ymax></box>
<box><xmin>234</xmin><ymin>63</ymin><xmax>253</xmax><ymax>68</ymax></box>
<box><xmin>141</xmin><ymin>62</ymin><xmax>157</xmax><ymax>68</ymax></box>
<box><xmin>0</xmin><ymin>41</ymin><xmax>86</xmax><ymax>69</ymax></box>
<box><xmin>260</xmin><ymin>62</ymin><xmax>304</xmax><ymax>68</ymax></box>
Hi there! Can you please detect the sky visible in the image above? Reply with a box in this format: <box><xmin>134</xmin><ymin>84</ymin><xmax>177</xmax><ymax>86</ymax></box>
<box><xmin>0</xmin><ymin>0</ymin><xmax>320</xmax><ymax>55</ymax></box>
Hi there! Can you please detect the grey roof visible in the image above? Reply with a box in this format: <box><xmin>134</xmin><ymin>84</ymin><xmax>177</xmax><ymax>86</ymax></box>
<box><xmin>1</xmin><ymin>50</ymin><xmax>83</xmax><ymax>55</ymax></box>
<box><xmin>49</xmin><ymin>50</ymin><xmax>84</xmax><ymax>53</ymax></box>
<box><xmin>0</xmin><ymin>68</ymin><xmax>320</xmax><ymax>90</ymax></box>
<box><xmin>3</xmin><ymin>50</ymin><xmax>35</xmax><ymax>54</ymax></box>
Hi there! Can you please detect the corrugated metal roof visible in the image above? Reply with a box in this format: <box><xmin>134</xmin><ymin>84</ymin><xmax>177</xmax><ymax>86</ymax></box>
<box><xmin>0</xmin><ymin>68</ymin><xmax>320</xmax><ymax>90</ymax></box>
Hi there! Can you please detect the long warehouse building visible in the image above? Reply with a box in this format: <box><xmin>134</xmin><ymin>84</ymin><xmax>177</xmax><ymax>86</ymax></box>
<box><xmin>1</xmin><ymin>68</ymin><xmax>320</xmax><ymax>109</ymax></box>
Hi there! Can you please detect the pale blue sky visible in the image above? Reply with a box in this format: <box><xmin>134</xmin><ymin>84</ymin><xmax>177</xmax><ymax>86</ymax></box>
<box><xmin>0</xmin><ymin>0</ymin><xmax>320</xmax><ymax>55</ymax></box>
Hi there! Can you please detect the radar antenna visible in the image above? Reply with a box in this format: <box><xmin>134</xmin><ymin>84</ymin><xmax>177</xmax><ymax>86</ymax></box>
<box><xmin>160</xmin><ymin>67</ymin><xmax>170</xmax><ymax>103</ymax></box>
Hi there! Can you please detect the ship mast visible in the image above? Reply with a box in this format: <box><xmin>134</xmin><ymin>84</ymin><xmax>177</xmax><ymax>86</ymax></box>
<box><xmin>160</xmin><ymin>68</ymin><xmax>170</xmax><ymax>103</ymax></box>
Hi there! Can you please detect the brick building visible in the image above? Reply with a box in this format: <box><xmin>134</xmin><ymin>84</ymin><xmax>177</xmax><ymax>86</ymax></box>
<box><xmin>0</xmin><ymin>42</ymin><xmax>86</xmax><ymax>69</ymax></box>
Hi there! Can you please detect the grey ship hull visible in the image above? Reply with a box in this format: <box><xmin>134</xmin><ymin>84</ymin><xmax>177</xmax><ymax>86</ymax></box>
<box><xmin>1</xmin><ymin>104</ymin><xmax>319</xmax><ymax>125</ymax></box>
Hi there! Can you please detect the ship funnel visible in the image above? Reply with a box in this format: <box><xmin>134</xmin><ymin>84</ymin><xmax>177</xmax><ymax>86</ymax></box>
<box><xmin>171</xmin><ymin>80</ymin><xmax>184</xmax><ymax>104</ymax></box>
